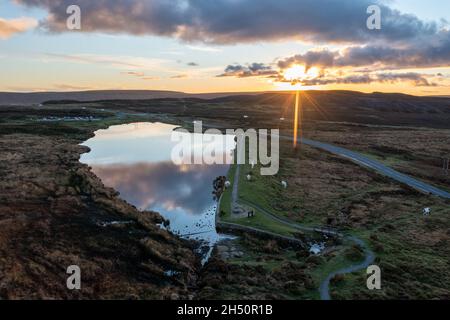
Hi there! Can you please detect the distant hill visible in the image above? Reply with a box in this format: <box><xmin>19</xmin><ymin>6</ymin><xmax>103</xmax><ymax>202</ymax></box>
<box><xmin>206</xmin><ymin>90</ymin><xmax>450</xmax><ymax>128</ymax></box>
<box><xmin>0</xmin><ymin>90</ymin><xmax>264</xmax><ymax>105</ymax></box>
<box><xmin>2</xmin><ymin>89</ymin><xmax>450</xmax><ymax>128</ymax></box>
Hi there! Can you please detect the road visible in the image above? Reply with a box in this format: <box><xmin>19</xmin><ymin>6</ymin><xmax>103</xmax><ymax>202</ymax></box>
<box><xmin>278</xmin><ymin>135</ymin><xmax>450</xmax><ymax>298</ymax></box>
<box><xmin>281</xmin><ymin>136</ymin><xmax>450</xmax><ymax>199</ymax></box>
<box><xmin>220</xmin><ymin>132</ymin><xmax>449</xmax><ymax>300</ymax></box>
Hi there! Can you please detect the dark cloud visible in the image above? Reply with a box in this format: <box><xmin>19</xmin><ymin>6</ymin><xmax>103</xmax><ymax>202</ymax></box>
<box><xmin>170</xmin><ymin>74</ymin><xmax>188</xmax><ymax>79</ymax></box>
<box><xmin>376</xmin><ymin>72</ymin><xmax>436</xmax><ymax>87</ymax></box>
<box><xmin>276</xmin><ymin>31</ymin><xmax>450</xmax><ymax>71</ymax></box>
<box><xmin>121</xmin><ymin>71</ymin><xmax>160</xmax><ymax>81</ymax></box>
<box><xmin>278</xmin><ymin>49</ymin><xmax>338</xmax><ymax>71</ymax></box>
<box><xmin>187</xmin><ymin>62</ymin><xmax>199</xmax><ymax>66</ymax></box>
<box><xmin>121</xmin><ymin>71</ymin><xmax>145</xmax><ymax>77</ymax></box>
<box><xmin>336</xmin><ymin>34</ymin><xmax>450</xmax><ymax>68</ymax></box>
<box><xmin>16</xmin><ymin>0</ymin><xmax>439</xmax><ymax>45</ymax></box>
<box><xmin>218</xmin><ymin>63</ymin><xmax>277</xmax><ymax>78</ymax></box>
<box><xmin>17</xmin><ymin>0</ymin><xmax>450</xmax><ymax>87</ymax></box>
<box><xmin>288</xmin><ymin>72</ymin><xmax>436</xmax><ymax>87</ymax></box>
<box><xmin>220</xmin><ymin>60</ymin><xmax>437</xmax><ymax>86</ymax></box>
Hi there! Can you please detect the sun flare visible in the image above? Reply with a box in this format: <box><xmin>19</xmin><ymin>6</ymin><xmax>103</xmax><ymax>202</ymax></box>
<box><xmin>274</xmin><ymin>65</ymin><xmax>321</xmax><ymax>91</ymax></box>
<box><xmin>284</xmin><ymin>65</ymin><xmax>307</xmax><ymax>81</ymax></box>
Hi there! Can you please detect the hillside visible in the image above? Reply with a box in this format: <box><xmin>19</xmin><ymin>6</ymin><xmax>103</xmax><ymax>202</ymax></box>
<box><xmin>0</xmin><ymin>90</ymin><xmax>264</xmax><ymax>105</ymax></box>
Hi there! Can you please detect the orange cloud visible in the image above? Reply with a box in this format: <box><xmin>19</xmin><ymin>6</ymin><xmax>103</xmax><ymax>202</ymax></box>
<box><xmin>0</xmin><ymin>17</ymin><xmax>37</xmax><ymax>39</ymax></box>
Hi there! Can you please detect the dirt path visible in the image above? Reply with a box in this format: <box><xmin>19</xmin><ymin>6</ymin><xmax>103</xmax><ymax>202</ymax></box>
<box><xmin>319</xmin><ymin>236</ymin><xmax>375</xmax><ymax>300</ymax></box>
<box><xmin>239</xmin><ymin>199</ymin><xmax>374</xmax><ymax>300</ymax></box>
<box><xmin>222</xmin><ymin>163</ymin><xmax>375</xmax><ymax>300</ymax></box>
<box><xmin>231</xmin><ymin>162</ymin><xmax>241</xmax><ymax>210</ymax></box>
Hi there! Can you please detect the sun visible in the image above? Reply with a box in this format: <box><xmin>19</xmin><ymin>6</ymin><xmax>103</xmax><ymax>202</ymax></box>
<box><xmin>283</xmin><ymin>65</ymin><xmax>320</xmax><ymax>81</ymax></box>
<box><xmin>283</xmin><ymin>65</ymin><xmax>307</xmax><ymax>81</ymax></box>
<box><xmin>274</xmin><ymin>65</ymin><xmax>321</xmax><ymax>91</ymax></box>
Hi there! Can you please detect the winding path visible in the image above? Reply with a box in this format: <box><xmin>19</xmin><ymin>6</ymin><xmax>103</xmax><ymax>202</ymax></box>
<box><xmin>217</xmin><ymin>163</ymin><xmax>306</xmax><ymax>247</ymax></box>
<box><xmin>90</xmin><ymin>112</ymin><xmax>449</xmax><ymax>298</ymax></box>
<box><xmin>239</xmin><ymin>198</ymin><xmax>375</xmax><ymax>300</ymax></box>
<box><xmin>221</xmin><ymin>161</ymin><xmax>374</xmax><ymax>300</ymax></box>
<box><xmin>319</xmin><ymin>236</ymin><xmax>375</xmax><ymax>300</ymax></box>
<box><xmin>222</xmin><ymin>134</ymin><xmax>450</xmax><ymax>300</ymax></box>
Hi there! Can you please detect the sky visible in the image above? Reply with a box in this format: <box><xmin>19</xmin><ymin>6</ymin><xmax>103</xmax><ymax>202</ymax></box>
<box><xmin>1</xmin><ymin>0</ymin><xmax>450</xmax><ymax>95</ymax></box>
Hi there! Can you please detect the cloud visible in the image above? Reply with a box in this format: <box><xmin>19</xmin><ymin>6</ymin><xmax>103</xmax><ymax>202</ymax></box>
<box><xmin>187</xmin><ymin>62</ymin><xmax>199</xmax><ymax>66</ymax></box>
<box><xmin>53</xmin><ymin>84</ymin><xmax>93</xmax><ymax>90</ymax></box>
<box><xmin>283</xmin><ymin>72</ymin><xmax>437</xmax><ymax>87</ymax></box>
<box><xmin>218</xmin><ymin>63</ymin><xmax>277</xmax><ymax>78</ymax></box>
<box><xmin>15</xmin><ymin>0</ymin><xmax>439</xmax><ymax>45</ymax></box>
<box><xmin>42</xmin><ymin>53</ymin><xmax>170</xmax><ymax>71</ymax></box>
<box><xmin>187</xmin><ymin>45</ymin><xmax>222</xmax><ymax>52</ymax></box>
<box><xmin>121</xmin><ymin>71</ymin><xmax>145</xmax><ymax>77</ymax></box>
<box><xmin>219</xmin><ymin>58</ymin><xmax>438</xmax><ymax>87</ymax></box>
<box><xmin>376</xmin><ymin>72</ymin><xmax>436</xmax><ymax>87</ymax></box>
<box><xmin>0</xmin><ymin>17</ymin><xmax>37</xmax><ymax>39</ymax></box>
<box><xmin>44</xmin><ymin>53</ymin><xmax>142</xmax><ymax>68</ymax></box>
<box><xmin>14</xmin><ymin>0</ymin><xmax>450</xmax><ymax>89</ymax></box>
<box><xmin>121</xmin><ymin>71</ymin><xmax>160</xmax><ymax>81</ymax></box>
<box><xmin>142</xmin><ymin>76</ymin><xmax>160</xmax><ymax>80</ymax></box>
<box><xmin>278</xmin><ymin>49</ymin><xmax>338</xmax><ymax>71</ymax></box>
<box><xmin>276</xmin><ymin>29</ymin><xmax>450</xmax><ymax>71</ymax></box>
<box><xmin>170</xmin><ymin>74</ymin><xmax>188</xmax><ymax>79</ymax></box>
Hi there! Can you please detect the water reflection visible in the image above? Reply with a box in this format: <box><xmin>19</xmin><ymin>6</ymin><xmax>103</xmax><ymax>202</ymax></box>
<box><xmin>90</xmin><ymin>162</ymin><xmax>228</xmax><ymax>233</ymax></box>
<box><xmin>80</xmin><ymin>122</ymin><xmax>235</xmax><ymax>261</ymax></box>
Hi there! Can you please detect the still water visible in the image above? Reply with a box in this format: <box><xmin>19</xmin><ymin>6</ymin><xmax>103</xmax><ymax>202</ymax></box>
<box><xmin>80</xmin><ymin>122</ymin><xmax>236</xmax><ymax>260</ymax></box>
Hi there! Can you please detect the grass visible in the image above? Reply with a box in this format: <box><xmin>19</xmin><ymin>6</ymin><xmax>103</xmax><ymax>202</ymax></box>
<box><xmin>326</xmin><ymin>199</ymin><xmax>450</xmax><ymax>299</ymax></box>
<box><xmin>224</xmin><ymin>241</ymin><xmax>319</xmax><ymax>300</ymax></box>
<box><xmin>228</xmin><ymin>208</ymin><xmax>298</xmax><ymax>237</ymax></box>
<box><xmin>219</xmin><ymin>163</ymin><xmax>300</xmax><ymax>236</ymax></box>
<box><xmin>218</xmin><ymin>164</ymin><xmax>236</xmax><ymax>220</ymax></box>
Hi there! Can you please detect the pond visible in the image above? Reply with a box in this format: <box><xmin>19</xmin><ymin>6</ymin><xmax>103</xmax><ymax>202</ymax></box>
<box><xmin>80</xmin><ymin>122</ymin><xmax>236</xmax><ymax>262</ymax></box>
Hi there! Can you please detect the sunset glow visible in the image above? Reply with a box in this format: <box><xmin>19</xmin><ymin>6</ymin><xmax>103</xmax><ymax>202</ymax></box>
<box><xmin>1</xmin><ymin>0</ymin><xmax>449</xmax><ymax>95</ymax></box>
<box><xmin>2</xmin><ymin>0</ymin><xmax>450</xmax><ymax>303</ymax></box>
<box><xmin>293</xmin><ymin>91</ymin><xmax>301</xmax><ymax>148</ymax></box>
<box><xmin>283</xmin><ymin>65</ymin><xmax>320</xmax><ymax>82</ymax></box>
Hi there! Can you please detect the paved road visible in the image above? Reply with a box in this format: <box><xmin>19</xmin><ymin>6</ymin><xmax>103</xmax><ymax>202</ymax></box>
<box><xmin>281</xmin><ymin>136</ymin><xmax>450</xmax><ymax>199</ymax></box>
